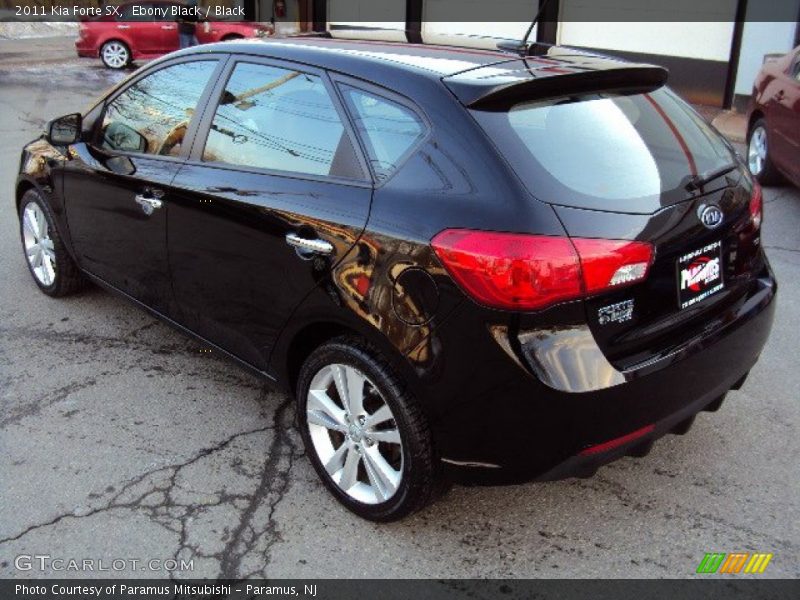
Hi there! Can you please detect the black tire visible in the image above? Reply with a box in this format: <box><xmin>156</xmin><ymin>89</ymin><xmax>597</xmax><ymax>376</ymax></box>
<box><xmin>747</xmin><ymin>118</ymin><xmax>782</xmax><ymax>186</ymax></box>
<box><xmin>296</xmin><ymin>336</ymin><xmax>443</xmax><ymax>521</ymax></box>
<box><xmin>221</xmin><ymin>34</ymin><xmax>244</xmax><ymax>41</ymax></box>
<box><xmin>18</xmin><ymin>189</ymin><xmax>86</xmax><ymax>297</ymax></box>
<box><xmin>100</xmin><ymin>40</ymin><xmax>131</xmax><ymax>70</ymax></box>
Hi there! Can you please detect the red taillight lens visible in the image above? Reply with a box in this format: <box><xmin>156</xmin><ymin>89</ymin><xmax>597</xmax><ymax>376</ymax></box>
<box><xmin>749</xmin><ymin>181</ymin><xmax>763</xmax><ymax>229</ymax></box>
<box><xmin>571</xmin><ymin>238</ymin><xmax>654</xmax><ymax>294</ymax></box>
<box><xmin>431</xmin><ymin>230</ymin><xmax>582</xmax><ymax>310</ymax></box>
<box><xmin>431</xmin><ymin>230</ymin><xmax>654</xmax><ymax>311</ymax></box>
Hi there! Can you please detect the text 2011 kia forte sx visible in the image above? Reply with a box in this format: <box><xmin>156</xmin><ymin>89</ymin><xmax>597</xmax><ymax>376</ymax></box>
<box><xmin>15</xmin><ymin>38</ymin><xmax>776</xmax><ymax>521</ymax></box>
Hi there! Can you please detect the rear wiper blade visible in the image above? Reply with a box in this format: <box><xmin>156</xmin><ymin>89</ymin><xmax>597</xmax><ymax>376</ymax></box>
<box><xmin>685</xmin><ymin>162</ymin><xmax>739</xmax><ymax>191</ymax></box>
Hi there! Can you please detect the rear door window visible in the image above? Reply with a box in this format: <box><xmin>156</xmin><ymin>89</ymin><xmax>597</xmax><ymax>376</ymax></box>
<box><xmin>201</xmin><ymin>62</ymin><xmax>362</xmax><ymax>179</ymax></box>
<box><xmin>340</xmin><ymin>86</ymin><xmax>425</xmax><ymax>181</ymax></box>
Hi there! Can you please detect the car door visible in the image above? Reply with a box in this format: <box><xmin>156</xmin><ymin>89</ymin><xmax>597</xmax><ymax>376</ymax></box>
<box><xmin>117</xmin><ymin>3</ymin><xmax>173</xmax><ymax>55</ymax></box>
<box><xmin>772</xmin><ymin>52</ymin><xmax>800</xmax><ymax>183</ymax></box>
<box><xmin>153</xmin><ymin>3</ymin><xmax>179</xmax><ymax>52</ymax></box>
<box><xmin>166</xmin><ymin>57</ymin><xmax>371</xmax><ymax>370</ymax></box>
<box><xmin>62</xmin><ymin>57</ymin><xmax>225</xmax><ymax>314</ymax></box>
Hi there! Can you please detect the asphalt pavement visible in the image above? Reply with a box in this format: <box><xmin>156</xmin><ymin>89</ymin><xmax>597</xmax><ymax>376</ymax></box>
<box><xmin>0</xmin><ymin>37</ymin><xmax>798</xmax><ymax>579</ymax></box>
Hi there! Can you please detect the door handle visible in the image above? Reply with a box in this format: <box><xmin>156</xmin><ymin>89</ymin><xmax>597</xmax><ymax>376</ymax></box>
<box><xmin>285</xmin><ymin>232</ymin><xmax>334</xmax><ymax>256</ymax></box>
<box><xmin>134</xmin><ymin>189</ymin><xmax>164</xmax><ymax>216</ymax></box>
<box><xmin>161</xmin><ymin>25</ymin><xmax>175</xmax><ymax>30</ymax></box>
<box><xmin>117</xmin><ymin>25</ymin><xmax>130</xmax><ymax>29</ymax></box>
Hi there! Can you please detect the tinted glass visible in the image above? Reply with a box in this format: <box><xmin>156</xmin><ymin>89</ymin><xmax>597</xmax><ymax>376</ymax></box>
<box><xmin>101</xmin><ymin>60</ymin><xmax>217</xmax><ymax>156</ymax></box>
<box><xmin>203</xmin><ymin>63</ymin><xmax>358</xmax><ymax>178</ymax></box>
<box><xmin>342</xmin><ymin>87</ymin><xmax>425</xmax><ymax>180</ymax></box>
<box><xmin>471</xmin><ymin>87</ymin><xmax>735</xmax><ymax>213</ymax></box>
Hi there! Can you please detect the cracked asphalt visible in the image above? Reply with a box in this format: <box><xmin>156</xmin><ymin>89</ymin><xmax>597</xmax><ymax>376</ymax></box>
<box><xmin>0</xmin><ymin>37</ymin><xmax>798</xmax><ymax>580</ymax></box>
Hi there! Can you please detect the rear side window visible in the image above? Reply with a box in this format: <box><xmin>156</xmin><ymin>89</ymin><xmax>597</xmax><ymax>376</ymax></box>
<box><xmin>100</xmin><ymin>60</ymin><xmax>217</xmax><ymax>156</ymax></box>
<box><xmin>340</xmin><ymin>87</ymin><xmax>425</xmax><ymax>181</ymax></box>
<box><xmin>202</xmin><ymin>62</ymin><xmax>361</xmax><ymax>179</ymax></box>
<box><xmin>471</xmin><ymin>87</ymin><xmax>734</xmax><ymax>213</ymax></box>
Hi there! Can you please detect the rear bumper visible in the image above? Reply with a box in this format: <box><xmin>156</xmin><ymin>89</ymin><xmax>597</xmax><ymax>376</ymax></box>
<box><xmin>430</xmin><ymin>267</ymin><xmax>776</xmax><ymax>485</ymax></box>
<box><xmin>75</xmin><ymin>39</ymin><xmax>95</xmax><ymax>57</ymax></box>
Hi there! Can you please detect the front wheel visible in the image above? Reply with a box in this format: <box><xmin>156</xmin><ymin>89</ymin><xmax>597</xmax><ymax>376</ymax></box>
<box><xmin>100</xmin><ymin>40</ymin><xmax>131</xmax><ymax>69</ymax></box>
<box><xmin>296</xmin><ymin>337</ymin><xmax>442</xmax><ymax>521</ymax></box>
<box><xmin>19</xmin><ymin>189</ymin><xmax>86</xmax><ymax>297</ymax></box>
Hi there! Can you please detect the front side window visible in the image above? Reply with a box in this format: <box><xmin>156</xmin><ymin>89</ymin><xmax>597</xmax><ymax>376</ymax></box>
<box><xmin>202</xmin><ymin>62</ymin><xmax>360</xmax><ymax>178</ymax></box>
<box><xmin>100</xmin><ymin>60</ymin><xmax>217</xmax><ymax>156</ymax></box>
<box><xmin>341</xmin><ymin>87</ymin><xmax>425</xmax><ymax>181</ymax></box>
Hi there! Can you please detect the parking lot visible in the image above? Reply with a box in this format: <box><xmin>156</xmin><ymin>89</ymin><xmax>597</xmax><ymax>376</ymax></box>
<box><xmin>0</xmin><ymin>37</ymin><xmax>798</xmax><ymax>579</ymax></box>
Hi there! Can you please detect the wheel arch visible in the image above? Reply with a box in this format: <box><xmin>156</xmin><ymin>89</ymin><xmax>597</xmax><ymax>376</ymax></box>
<box><xmin>277</xmin><ymin>315</ymin><xmax>425</xmax><ymax>404</ymax></box>
<box><xmin>101</xmin><ymin>37</ymin><xmax>130</xmax><ymax>49</ymax></box>
<box><xmin>15</xmin><ymin>178</ymin><xmax>37</xmax><ymax>211</ymax></box>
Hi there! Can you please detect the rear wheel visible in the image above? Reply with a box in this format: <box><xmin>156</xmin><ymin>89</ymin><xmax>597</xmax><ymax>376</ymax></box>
<box><xmin>747</xmin><ymin>119</ymin><xmax>781</xmax><ymax>185</ymax></box>
<box><xmin>221</xmin><ymin>34</ymin><xmax>244</xmax><ymax>41</ymax></box>
<box><xmin>19</xmin><ymin>189</ymin><xmax>85</xmax><ymax>297</ymax></box>
<box><xmin>101</xmin><ymin>40</ymin><xmax>131</xmax><ymax>69</ymax></box>
<box><xmin>296</xmin><ymin>337</ymin><xmax>442</xmax><ymax>521</ymax></box>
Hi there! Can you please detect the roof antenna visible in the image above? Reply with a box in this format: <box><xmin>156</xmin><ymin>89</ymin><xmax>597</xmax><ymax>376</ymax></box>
<box><xmin>497</xmin><ymin>0</ymin><xmax>553</xmax><ymax>55</ymax></box>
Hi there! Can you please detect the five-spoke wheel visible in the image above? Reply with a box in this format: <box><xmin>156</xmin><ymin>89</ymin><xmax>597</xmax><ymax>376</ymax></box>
<box><xmin>297</xmin><ymin>337</ymin><xmax>441</xmax><ymax>521</ymax></box>
<box><xmin>18</xmin><ymin>189</ymin><xmax>85</xmax><ymax>297</ymax></box>
<box><xmin>22</xmin><ymin>202</ymin><xmax>56</xmax><ymax>287</ymax></box>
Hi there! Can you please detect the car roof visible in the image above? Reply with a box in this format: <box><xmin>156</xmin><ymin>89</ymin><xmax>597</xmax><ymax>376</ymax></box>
<box><xmin>178</xmin><ymin>37</ymin><xmax>666</xmax><ymax>104</ymax></box>
<box><xmin>197</xmin><ymin>37</ymin><xmax>514</xmax><ymax>79</ymax></box>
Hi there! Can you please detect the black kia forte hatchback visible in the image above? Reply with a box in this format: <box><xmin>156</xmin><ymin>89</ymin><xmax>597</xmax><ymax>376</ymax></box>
<box><xmin>16</xmin><ymin>38</ymin><xmax>776</xmax><ymax>520</ymax></box>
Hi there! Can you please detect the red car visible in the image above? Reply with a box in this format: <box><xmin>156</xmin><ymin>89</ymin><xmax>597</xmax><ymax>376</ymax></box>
<box><xmin>76</xmin><ymin>1</ymin><xmax>271</xmax><ymax>69</ymax></box>
<box><xmin>747</xmin><ymin>45</ymin><xmax>800</xmax><ymax>188</ymax></box>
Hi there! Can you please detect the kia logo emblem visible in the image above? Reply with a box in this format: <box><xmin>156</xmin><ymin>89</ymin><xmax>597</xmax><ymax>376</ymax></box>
<box><xmin>698</xmin><ymin>204</ymin><xmax>724</xmax><ymax>229</ymax></box>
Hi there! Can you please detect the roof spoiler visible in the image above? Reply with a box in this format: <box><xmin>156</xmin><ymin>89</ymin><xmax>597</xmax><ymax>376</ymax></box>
<box><xmin>447</xmin><ymin>64</ymin><xmax>669</xmax><ymax>109</ymax></box>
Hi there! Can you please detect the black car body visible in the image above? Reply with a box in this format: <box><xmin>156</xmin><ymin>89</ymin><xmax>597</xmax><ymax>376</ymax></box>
<box><xmin>15</xmin><ymin>38</ymin><xmax>776</xmax><ymax>520</ymax></box>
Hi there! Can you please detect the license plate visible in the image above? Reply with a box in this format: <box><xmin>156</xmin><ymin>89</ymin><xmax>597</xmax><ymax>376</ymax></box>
<box><xmin>677</xmin><ymin>240</ymin><xmax>724</xmax><ymax>309</ymax></box>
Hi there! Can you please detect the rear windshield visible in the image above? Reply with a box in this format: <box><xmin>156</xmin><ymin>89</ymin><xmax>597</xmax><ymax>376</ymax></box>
<box><xmin>471</xmin><ymin>87</ymin><xmax>735</xmax><ymax>213</ymax></box>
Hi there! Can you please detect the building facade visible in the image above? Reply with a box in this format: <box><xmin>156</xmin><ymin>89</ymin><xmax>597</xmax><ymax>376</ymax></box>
<box><xmin>246</xmin><ymin>0</ymin><xmax>799</xmax><ymax>109</ymax></box>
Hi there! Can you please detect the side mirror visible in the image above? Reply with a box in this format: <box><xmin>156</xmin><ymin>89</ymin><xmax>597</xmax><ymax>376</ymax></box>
<box><xmin>46</xmin><ymin>113</ymin><xmax>82</xmax><ymax>145</ymax></box>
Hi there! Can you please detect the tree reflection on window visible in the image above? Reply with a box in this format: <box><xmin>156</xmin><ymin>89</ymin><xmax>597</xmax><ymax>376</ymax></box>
<box><xmin>101</xmin><ymin>61</ymin><xmax>217</xmax><ymax>156</ymax></box>
<box><xmin>202</xmin><ymin>63</ymin><xmax>347</xmax><ymax>176</ymax></box>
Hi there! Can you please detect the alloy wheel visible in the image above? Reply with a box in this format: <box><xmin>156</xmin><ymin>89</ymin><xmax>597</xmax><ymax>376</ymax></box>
<box><xmin>22</xmin><ymin>203</ymin><xmax>56</xmax><ymax>287</ymax></box>
<box><xmin>306</xmin><ymin>363</ymin><xmax>403</xmax><ymax>504</ymax></box>
<box><xmin>748</xmin><ymin>125</ymin><xmax>767</xmax><ymax>176</ymax></box>
<box><xmin>102</xmin><ymin>42</ymin><xmax>129</xmax><ymax>69</ymax></box>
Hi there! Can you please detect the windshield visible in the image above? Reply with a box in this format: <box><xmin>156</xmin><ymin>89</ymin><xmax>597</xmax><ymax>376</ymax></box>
<box><xmin>471</xmin><ymin>87</ymin><xmax>735</xmax><ymax>213</ymax></box>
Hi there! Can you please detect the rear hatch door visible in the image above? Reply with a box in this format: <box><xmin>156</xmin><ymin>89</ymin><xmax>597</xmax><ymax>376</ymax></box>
<box><xmin>462</xmin><ymin>62</ymin><xmax>765</xmax><ymax>369</ymax></box>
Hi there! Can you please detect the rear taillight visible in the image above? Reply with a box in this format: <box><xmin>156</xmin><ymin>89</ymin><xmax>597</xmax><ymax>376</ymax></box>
<box><xmin>571</xmin><ymin>238</ymin><xmax>653</xmax><ymax>294</ymax></box>
<box><xmin>431</xmin><ymin>229</ymin><xmax>653</xmax><ymax>311</ymax></box>
<box><xmin>749</xmin><ymin>181</ymin><xmax>763</xmax><ymax>229</ymax></box>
